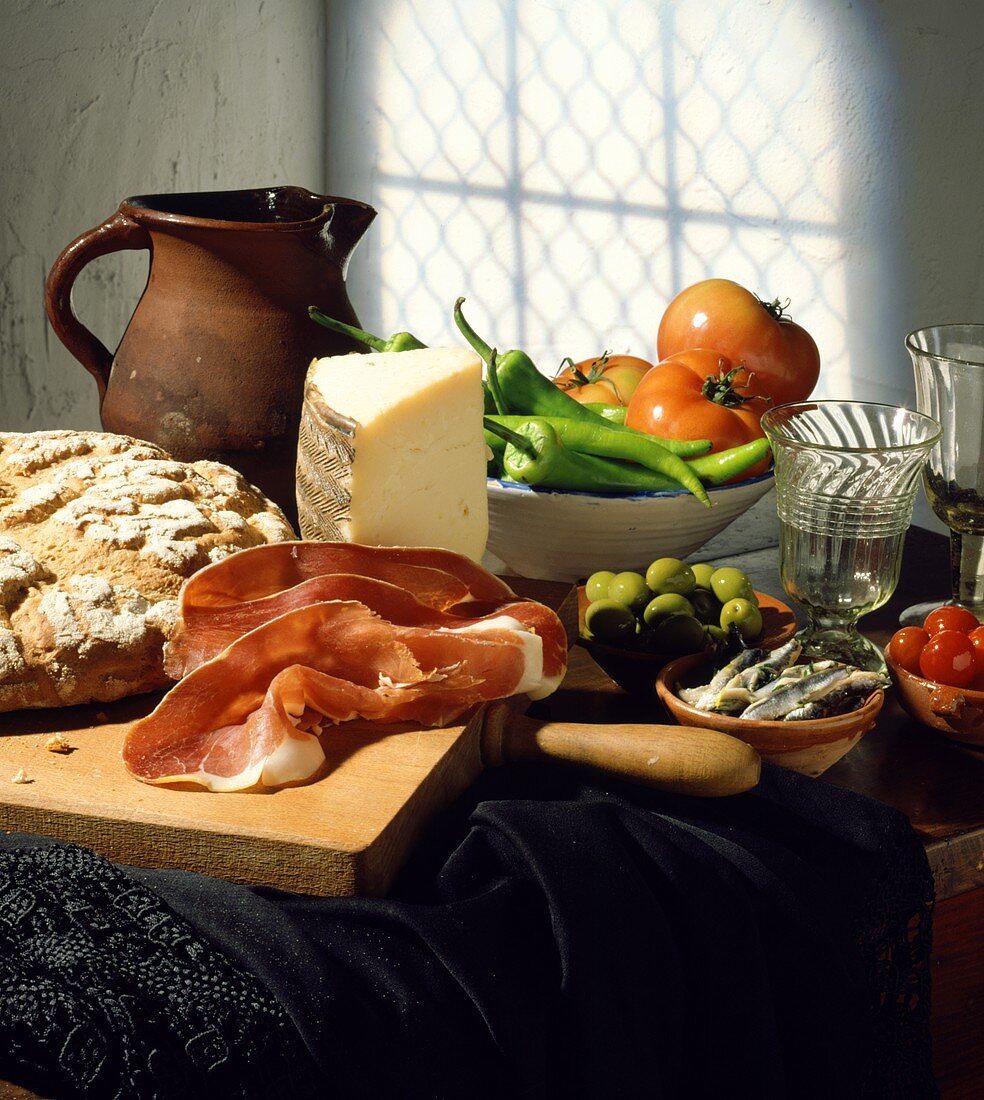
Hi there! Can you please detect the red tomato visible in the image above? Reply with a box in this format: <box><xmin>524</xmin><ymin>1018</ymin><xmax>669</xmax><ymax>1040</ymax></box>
<box><xmin>969</xmin><ymin>626</ymin><xmax>984</xmax><ymax>675</ymax></box>
<box><xmin>553</xmin><ymin>353</ymin><xmax>653</xmax><ymax>406</ymax></box>
<box><xmin>889</xmin><ymin>626</ymin><xmax>929</xmax><ymax>675</ymax></box>
<box><xmin>919</xmin><ymin>629</ymin><xmax>977</xmax><ymax>688</ymax></box>
<box><xmin>657</xmin><ymin>279</ymin><xmax>821</xmax><ymax>406</ymax></box>
<box><xmin>624</xmin><ymin>349</ymin><xmax>770</xmax><ymax>478</ymax></box>
<box><xmin>923</xmin><ymin>605</ymin><xmax>980</xmax><ymax>637</ymax></box>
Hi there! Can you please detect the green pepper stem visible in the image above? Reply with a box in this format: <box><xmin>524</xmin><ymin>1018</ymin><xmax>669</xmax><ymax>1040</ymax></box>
<box><xmin>483</xmin><ymin>416</ymin><xmax>537</xmax><ymax>458</ymax></box>
<box><xmin>485</xmin><ymin>348</ymin><xmax>510</xmax><ymax>415</ymax></box>
<box><xmin>308</xmin><ymin>307</ymin><xmax>388</xmax><ymax>352</ymax></box>
<box><xmin>453</xmin><ymin>297</ymin><xmax>494</xmax><ymax>363</ymax></box>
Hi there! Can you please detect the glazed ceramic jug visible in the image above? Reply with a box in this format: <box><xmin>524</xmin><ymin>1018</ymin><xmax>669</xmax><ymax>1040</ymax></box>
<box><xmin>44</xmin><ymin>187</ymin><xmax>376</xmax><ymax>524</ymax></box>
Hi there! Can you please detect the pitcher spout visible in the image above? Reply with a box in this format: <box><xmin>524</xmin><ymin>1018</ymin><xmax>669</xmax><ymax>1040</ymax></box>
<box><xmin>322</xmin><ymin>196</ymin><xmax>377</xmax><ymax>263</ymax></box>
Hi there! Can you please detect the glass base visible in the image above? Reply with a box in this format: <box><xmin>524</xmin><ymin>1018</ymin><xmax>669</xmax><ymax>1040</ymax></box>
<box><xmin>796</xmin><ymin>625</ymin><xmax>887</xmax><ymax>674</ymax></box>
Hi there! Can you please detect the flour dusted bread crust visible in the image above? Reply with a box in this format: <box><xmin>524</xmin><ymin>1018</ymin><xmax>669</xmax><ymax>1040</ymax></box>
<box><xmin>0</xmin><ymin>431</ymin><xmax>295</xmax><ymax>711</ymax></box>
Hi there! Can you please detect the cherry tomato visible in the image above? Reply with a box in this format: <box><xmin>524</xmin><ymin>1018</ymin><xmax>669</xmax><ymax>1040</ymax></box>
<box><xmin>553</xmin><ymin>353</ymin><xmax>653</xmax><ymax>406</ymax></box>
<box><xmin>624</xmin><ymin>350</ymin><xmax>770</xmax><ymax>477</ymax></box>
<box><xmin>969</xmin><ymin>626</ymin><xmax>984</xmax><ymax>675</ymax></box>
<box><xmin>889</xmin><ymin>626</ymin><xmax>930</xmax><ymax>675</ymax></box>
<box><xmin>923</xmin><ymin>605</ymin><xmax>980</xmax><ymax>637</ymax></box>
<box><xmin>656</xmin><ymin>279</ymin><xmax>820</xmax><ymax>406</ymax></box>
<box><xmin>918</xmin><ymin>629</ymin><xmax>977</xmax><ymax>688</ymax></box>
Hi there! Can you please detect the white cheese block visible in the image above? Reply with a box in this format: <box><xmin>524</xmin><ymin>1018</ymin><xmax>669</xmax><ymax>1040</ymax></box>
<box><xmin>296</xmin><ymin>347</ymin><xmax>489</xmax><ymax>561</ymax></box>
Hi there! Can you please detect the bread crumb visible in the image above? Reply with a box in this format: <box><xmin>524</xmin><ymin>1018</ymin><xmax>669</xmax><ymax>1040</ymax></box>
<box><xmin>45</xmin><ymin>733</ymin><xmax>73</xmax><ymax>754</ymax></box>
<box><xmin>11</xmin><ymin>768</ymin><xmax>32</xmax><ymax>784</ymax></box>
<box><xmin>95</xmin><ymin>711</ymin><xmax>109</xmax><ymax>723</ymax></box>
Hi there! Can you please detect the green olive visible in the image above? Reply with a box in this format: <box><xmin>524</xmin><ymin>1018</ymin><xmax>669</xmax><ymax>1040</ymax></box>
<box><xmin>584</xmin><ymin>599</ymin><xmax>637</xmax><ymax>644</ymax></box>
<box><xmin>645</xmin><ymin>557</ymin><xmax>696</xmax><ymax>596</ymax></box>
<box><xmin>585</xmin><ymin>570</ymin><xmax>616</xmax><ymax>603</ymax></box>
<box><xmin>690</xmin><ymin>562</ymin><xmax>716</xmax><ymax>590</ymax></box>
<box><xmin>719</xmin><ymin>597</ymin><xmax>764</xmax><ymax>642</ymax></box>
<box><xmin>689</xmin><ymin>589</ymin><xmax>720</xmax><ymax>625</ymax></box>
<box><xmin>704</xmin><ymin>625</ymin><xmax>727</xmax><ymax>645</ymax></box>
<box><xmin>608</xmin><ymin>571</ymin><xmax>652</xmax><ymax>615</ymax></box>
<box><xmin>709</xmin><ymin>566</ymin><xmax>755</xmax><ymax>604</ymax></box>
<box><xmin>642</xmin><ymin>592</ymin><xmax>695</xmax><ymax>627</ymax></box>
<box><xmin>653</xmin><ymin>613</ymin><xmax>707</xmax><ymax>655</ymax></box>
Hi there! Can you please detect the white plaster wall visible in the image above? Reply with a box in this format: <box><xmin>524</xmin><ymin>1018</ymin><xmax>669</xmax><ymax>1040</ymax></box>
<box><xmin>324</xmin><ymin>0</ymin><xmax>984</xmax><ymax>534</ymax></box>
<box><xmin>6</xmin><ymin>0</ymin><xmax>982</xmax><ymax>540</ymax></box>
<box><xmin>0</xmin><ymin>0</ymin><xmax>326</xmax><ymax>432</ymax></box>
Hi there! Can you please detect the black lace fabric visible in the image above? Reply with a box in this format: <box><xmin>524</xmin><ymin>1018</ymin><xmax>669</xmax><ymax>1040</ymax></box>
<box><xmin>0</xmin><ymin>762</ymin><xmax>937</xmax><ymax>1099</ymax></box>
<box><xmin>854</xmin><ymin>809</ymin><xmax>936</xmax><ymax>1100</ymax></box>
<box><xmin>0</xmin><ymin>839</ymin><xmax>320</xmax><ymax>1099</ymax></box>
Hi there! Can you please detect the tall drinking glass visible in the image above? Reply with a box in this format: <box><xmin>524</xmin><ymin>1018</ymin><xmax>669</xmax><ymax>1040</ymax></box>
<box><xmin>907</xmin><ymin>324</ymin><xmax>984</xmax><ymax>620</ymax></box>
<box><xmin>761</xmin><ymin>401</ymin><xmax>942</xmax><ymax>672</ymax></box>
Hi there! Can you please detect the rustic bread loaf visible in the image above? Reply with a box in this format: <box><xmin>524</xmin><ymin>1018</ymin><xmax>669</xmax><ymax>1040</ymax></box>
<box><xmin>0</xmin><ymin>431</ymin><xmax>295</xmax><ymax>711</ymax></box>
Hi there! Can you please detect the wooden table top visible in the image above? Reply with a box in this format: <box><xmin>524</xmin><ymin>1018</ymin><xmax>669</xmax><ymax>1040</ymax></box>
<box><xmin>530</xmin><ymin>524</ymin><xmax>984</xmax><ymax>902</ymax></box>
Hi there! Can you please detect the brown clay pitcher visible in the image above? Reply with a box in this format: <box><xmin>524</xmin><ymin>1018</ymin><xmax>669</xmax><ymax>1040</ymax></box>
<box><xmin>45</xmin><ymin>187</ymin><xmax>376</xmax><ymax>525</ymax></box>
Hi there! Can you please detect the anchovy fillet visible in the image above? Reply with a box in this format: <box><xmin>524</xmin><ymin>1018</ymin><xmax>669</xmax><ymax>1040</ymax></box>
<box><xmin>711</xmin><ymin>660</ymin><xmax>831</xmax><ymax>715</ymax></box>
<box><xmin>783</xmin><ymin>672</ymin><xmax>888</xmax><ymax>721</ymax></box>
<box><xmin>741</xmin><ymin>666</ymin><xmax>852</xmax><ymax>721</ymax></box>
<box><xmin>678</xmin><ymin>647</ymin><xmax>767</xmax><ymax>709</ymax></box>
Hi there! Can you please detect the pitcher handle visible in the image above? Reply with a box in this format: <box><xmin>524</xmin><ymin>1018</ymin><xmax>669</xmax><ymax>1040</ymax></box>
<box><xmin>44</xmin><ymin>209</ymin><xmax>151</xmax><ymax>403</ymax></box>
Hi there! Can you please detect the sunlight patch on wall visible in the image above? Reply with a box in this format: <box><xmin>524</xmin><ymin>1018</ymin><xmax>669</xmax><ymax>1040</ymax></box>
<box><xmin>339</xmin><ymin>0</ymin><xmax>886</xmax><ymax>399</ymax></box>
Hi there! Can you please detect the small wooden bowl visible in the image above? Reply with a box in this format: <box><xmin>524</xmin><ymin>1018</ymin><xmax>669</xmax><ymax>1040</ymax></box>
<box><xmin>655</xmin><ymin>653</ymin><xmax>884</xmax><ymax>777</ymax></box>
<box><xmin>885</xmin><ymin>643</ymin><xmax>984</xmax><ymax>747</ymax></box>
<box><xmin>578</xmin><ymin>589</ymin><xmax>798</xmax><ymax>696</ymax></box>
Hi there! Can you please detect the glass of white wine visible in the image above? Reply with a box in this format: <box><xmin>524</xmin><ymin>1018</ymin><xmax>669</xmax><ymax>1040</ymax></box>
<box><xmin>907</xmin><ymin>325</ymin><xmax>984</xmax><ymax>622</ymax></box>
<box><xmin>761</xmin><ymin>401</ymin><xmax>942</xmax><ymax>672</ymax></box>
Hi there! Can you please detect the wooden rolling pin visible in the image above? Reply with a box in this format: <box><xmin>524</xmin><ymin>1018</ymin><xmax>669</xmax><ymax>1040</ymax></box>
<box><xmin>480</xmin><ymin>703</ymin><xmax>761</xmax><ymax>797</ymax></box>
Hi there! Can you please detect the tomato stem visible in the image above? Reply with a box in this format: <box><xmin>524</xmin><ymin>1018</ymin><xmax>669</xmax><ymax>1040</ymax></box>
<box><xmin>553</xmin><ymin>351</ymin><xmax>613</xmax><ymax>390</ymax></box>
<box><xmin>757</xmin><ymin>295</ymin><xmax>792</xmax><ymax>321</ymax></box>
<box><xmin>701</xmin><ymin>362</ymin><xmax>772</xmax><ymax>409</ymax></box>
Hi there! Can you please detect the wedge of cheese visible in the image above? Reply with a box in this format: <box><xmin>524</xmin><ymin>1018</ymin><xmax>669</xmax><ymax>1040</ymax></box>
<box><xmin>296</xmin><ymin>347</ymin><xmax>489</xmax><ymax>561</ymax></box>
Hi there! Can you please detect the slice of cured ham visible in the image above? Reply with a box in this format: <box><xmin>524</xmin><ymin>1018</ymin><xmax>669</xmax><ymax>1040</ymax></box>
<box><xmin>176</xmin><ymin>541</ymin><xmax>516</xmax><ymax>611</ymax></box>
<box><xmin>123</xmin><ymin>599</ymin><xmax>559</xmax><ymax>792</ymax></box>
<box><xmin>166</xmin><ymin>573</ymin><xmax>567</xmax><ymax>694</ymax></box>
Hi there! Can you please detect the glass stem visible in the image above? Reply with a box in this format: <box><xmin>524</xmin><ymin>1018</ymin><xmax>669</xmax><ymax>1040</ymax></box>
<box><xmin>950</xmin><ymin>530</ymin><xmax>984</xmax><ymax>616</ymax></box>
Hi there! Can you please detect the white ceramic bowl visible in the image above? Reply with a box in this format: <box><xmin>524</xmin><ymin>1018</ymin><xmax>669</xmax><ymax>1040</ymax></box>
<box><xmin>486</xmin><ymin>471</ymin><xmax>776</xmax><ymax>582</ymax></box>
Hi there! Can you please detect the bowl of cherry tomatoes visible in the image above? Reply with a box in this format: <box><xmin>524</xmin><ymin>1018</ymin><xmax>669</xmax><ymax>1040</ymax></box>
<box><xmin>886</xmin><ymin>606</ymin><xmax>984</xmax><ymax>746</ymax></box>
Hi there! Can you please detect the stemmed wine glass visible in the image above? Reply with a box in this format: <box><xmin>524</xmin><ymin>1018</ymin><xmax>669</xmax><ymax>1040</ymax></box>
<box><xmin>905</xmin><ymin>325</ymin><xmax>984</xmax><ymax>623</ymax></box>
<box><xmin>761</xmin><ymin>401</ymin><xmax>941</xmax><ymax>673</ymax></box>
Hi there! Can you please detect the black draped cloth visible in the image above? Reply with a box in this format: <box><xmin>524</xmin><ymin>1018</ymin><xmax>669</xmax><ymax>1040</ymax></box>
<box><xmin>0</xmin><ymin>762</ymin><xmax>935</xmax><ymax>1099</ymax></box>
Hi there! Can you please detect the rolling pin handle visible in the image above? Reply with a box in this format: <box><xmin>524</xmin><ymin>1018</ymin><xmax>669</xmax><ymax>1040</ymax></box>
<box><xmin>481</xmin><ymin>706</ymin><xmax>761</xmax><ymax>798</ymax></box>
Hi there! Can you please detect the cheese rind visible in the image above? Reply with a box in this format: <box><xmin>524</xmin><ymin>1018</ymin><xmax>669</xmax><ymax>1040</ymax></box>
<box><xmin>297</xmin><ymin>348</ymin><xmax>489</xmax><ymax>562</ymax></box>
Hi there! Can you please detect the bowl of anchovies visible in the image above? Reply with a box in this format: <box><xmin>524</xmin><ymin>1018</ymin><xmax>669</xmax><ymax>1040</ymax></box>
<box><xmin>655</xmin><ymin>639</ymin><xmax>888</xmax><ymax>777</ymax></box>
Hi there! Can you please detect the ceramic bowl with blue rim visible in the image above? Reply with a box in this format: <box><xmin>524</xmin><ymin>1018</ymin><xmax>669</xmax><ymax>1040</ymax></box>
<box><xmin>485</xmin><ymin>471</ymin><xmax>776</xmax><ymax>583</ymax></box>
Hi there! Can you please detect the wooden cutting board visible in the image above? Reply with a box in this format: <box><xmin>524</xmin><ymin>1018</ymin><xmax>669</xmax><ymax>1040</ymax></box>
<box><xmin>0</xmin><ymin>578</ymin><xmax>577</xmax><ymax>897</ymax></box>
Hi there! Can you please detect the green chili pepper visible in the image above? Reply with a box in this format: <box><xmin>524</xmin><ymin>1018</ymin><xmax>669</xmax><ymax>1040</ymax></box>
<box><xmin>684</xmin><ymin>437</ymin><xmax>773</xmax><ymax>486</ymax></box>
<box><xmin>308</xmin><ymin>307</ymin><xmax>426</xmax><ymax>352</ymax></box>
<box><xmin>453</xmin><ymin>299</ymin><xmax>708</xmax><ymax>457</ymax></box>
<box><xmin>486</xmin><ymin>415</ymin><xmax>711</xmax><ymax>505</ymax></box>
<box><xmin>484</xmin><ymin>429</ymin><xmax>506</xmax><ymax>475</ymax></box>
<box><xmin>583</xmin><ymin>402</ymin><xmax>627</xmax><ymax>425</ymax></box>
<box><xmin>485</xmin><ymin>418</ymin><xmax>704</xmax><ymax>496</ymax></box>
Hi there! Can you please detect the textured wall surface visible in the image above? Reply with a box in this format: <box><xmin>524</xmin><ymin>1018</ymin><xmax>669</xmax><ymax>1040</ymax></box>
<box><xmin>6</xmin><ymin>0</ymin><xmax>982</xmax><ymax>540</ymax></box>
<box><xmin>325</xmin><ymin>0</ymin><xmax>984</xmax><ymax>534</ymax></box>
<box><xmin>1</xmin><ymin>0</ymin><xmax>325</xmax><ymax>432</ymax></box>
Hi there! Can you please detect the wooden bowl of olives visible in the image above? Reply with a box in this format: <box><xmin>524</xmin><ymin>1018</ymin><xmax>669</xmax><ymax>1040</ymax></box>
<box><xmin>577</xmin><ymin>558</ymin><xmax>798</xmax><ymax>695</ymax></box>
